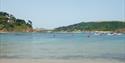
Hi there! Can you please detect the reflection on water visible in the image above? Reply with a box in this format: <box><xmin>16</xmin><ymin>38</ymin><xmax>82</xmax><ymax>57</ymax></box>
<box><xmin>0</xmin><ymin>32</ymin><xmax>125</xmax><ymax>61</ymax></box>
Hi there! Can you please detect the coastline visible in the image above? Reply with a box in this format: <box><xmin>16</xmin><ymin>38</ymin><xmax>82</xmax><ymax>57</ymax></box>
<box><xmin>52</xmin><ymin>31</ymin><xmax>125</xmax><ymax>34</ymax></box>
<box><xmin>0</xmin><ymin>59</ymin><xmax>125</xmax><ymax>63</ymax></box>
<box><xmin>0</xmin><ymin>31</ymin><xmax>125</xmax><ymax>34</ymax></box>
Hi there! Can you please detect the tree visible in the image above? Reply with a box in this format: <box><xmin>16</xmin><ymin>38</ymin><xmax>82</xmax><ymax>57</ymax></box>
<box><xmin>16</xmin><ymin>19</ymin><xmax>26</xmax><ymax>25</ymax></box>
<box><xmin>28</xmin><ymin>20</ymin><xmax>32</xmax><ymax>25</ymax></box>
<box><xmin>0</xmin><ymin>12</ymin><xmax>9</xmax><ymax>17</ymax></box>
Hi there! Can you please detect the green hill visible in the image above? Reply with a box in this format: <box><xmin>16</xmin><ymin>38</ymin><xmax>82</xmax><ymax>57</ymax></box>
<box><xmin>0</xmin><ymin>12</ymin><xmax>33</xmax><ymax>32</ymax></box>
<box><xmin>54</xmin><ymin>21</ymin><xmax>125</xmax><ymax>32</ymax></box>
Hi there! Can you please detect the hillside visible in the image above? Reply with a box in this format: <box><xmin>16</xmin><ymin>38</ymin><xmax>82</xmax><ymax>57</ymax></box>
<box><xmin>54</xmin><ymin>21</ymin><xmax>125</xmax><ymax>32</ymax></box>
<box><xmin>0</xmin><ymin>12</ymin><xmax>33</xmax><ymax>32</ymax></box>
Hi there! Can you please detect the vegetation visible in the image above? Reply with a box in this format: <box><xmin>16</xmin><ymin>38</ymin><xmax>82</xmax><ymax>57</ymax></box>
<box><xmin>54</xmin><ymin>21</ymin><xmax>125</xmax><ymax>32</ymax></box>
<box><xmin>0</xmin><ymin>11</ymin><xmax>33</xmax><ymax>32</ymax></box>
<box><xmin>1</xmin><ymin>12</ymin><xmax>124</xmax><ymax>33</ymax></box>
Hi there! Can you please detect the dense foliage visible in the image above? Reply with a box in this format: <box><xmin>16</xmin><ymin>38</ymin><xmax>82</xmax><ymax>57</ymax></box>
<box><xmin>54</xmin><ymin>21</ymin><xmax>125</xmax><ymax>32</ymax></box>
<box><xmin>0</xmin><ymin>12</ymin><xmax>33</xmax><ymax>32</ymax></box>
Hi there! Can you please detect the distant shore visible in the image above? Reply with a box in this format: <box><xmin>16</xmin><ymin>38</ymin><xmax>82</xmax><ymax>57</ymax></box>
<box><xmin>0</xmin><ymin>30</ymin><xmax>125</xmax><ymax>33</ymax></box>
<box><xmin>52</xmin><ymin>30</ymin><xmax>125</xmax><ymax>34</ymax></box>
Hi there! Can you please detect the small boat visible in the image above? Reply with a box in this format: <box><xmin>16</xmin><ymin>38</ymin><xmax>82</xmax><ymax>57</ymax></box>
<box><xmin>107</xmin><ymin>33</ymin><xmax>122</xmax><ymax>35</ymax></box>
<box><xmin>94</xmin><ymin>33</ymin><xmax>101</xmax><ymax>35</ymax></box>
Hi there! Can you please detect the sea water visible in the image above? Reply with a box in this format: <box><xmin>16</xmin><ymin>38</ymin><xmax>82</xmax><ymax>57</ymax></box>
<box><xmin>0</xmin><ymin>32</ymin><xmax>125</xmax><ymax>61</ymax></box>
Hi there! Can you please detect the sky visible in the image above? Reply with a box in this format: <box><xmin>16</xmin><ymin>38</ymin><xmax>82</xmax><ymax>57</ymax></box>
<box><xmin>0</xmin><ymin>0</ymin><xmax>125</xmax><ymax>29</ymax></box>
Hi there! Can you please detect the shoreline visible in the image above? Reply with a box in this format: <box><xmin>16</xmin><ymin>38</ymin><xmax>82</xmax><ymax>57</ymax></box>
<box><xmin>0</xmin><ymin>58</ymin><xmax>124</xmax><ymax>63</ymax></box>
<box><xmin>0</xmin><ymin>31</ymin><xmax>125</xmax><ymax>33</ymax></box>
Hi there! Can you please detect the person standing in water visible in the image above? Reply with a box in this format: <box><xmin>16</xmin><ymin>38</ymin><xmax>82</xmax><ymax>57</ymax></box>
<box><xmin>87</xmin><ymin>35</ymin><xmax>90</xmax><ymax>38</ymax></box>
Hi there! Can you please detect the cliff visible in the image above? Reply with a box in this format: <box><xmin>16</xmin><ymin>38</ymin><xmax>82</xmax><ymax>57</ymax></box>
<box><xmin>0</xmin><ymin>12</ymin><xmax>33</xmax><ymax>32</ymax></box>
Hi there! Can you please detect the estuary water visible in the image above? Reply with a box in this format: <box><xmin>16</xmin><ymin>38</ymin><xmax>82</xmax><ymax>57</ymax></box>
<box><xmin>0</xmin><ymin>32</ymin><xmax>125</xmax><ymax>61</ymax></box>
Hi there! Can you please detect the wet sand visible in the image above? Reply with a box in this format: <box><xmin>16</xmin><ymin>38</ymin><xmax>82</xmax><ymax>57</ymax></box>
<box><xmin>0</xmin><ymin>59</ymin><xmax>124</xmax><ymax>63</ymax></box>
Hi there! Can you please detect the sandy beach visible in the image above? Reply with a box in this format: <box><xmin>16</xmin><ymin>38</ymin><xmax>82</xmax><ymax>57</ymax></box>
<box><xmin>0</xmin><ymin>59</ymin><xmax>124</xmax><ymax>63</ymax></box>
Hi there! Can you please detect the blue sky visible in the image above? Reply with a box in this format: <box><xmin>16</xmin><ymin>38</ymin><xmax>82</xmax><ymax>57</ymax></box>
<box><xmin>0</xmin><ymin>0</ymin><xmax>125</xmax><ymax>29</ymax></box>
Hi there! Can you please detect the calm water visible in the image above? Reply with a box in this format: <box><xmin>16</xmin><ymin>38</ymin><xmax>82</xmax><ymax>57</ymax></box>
<box><xmin>0</xmin><ymin>32</ymin><xmax>125</xmax><ymax>60</ymax></box>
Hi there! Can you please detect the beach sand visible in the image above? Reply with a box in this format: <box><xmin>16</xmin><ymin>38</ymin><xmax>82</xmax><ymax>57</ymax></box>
<box><xmin>0</xmin><ymin>59</ymin><xmax>124</xmax><ymax>63</ymax></box>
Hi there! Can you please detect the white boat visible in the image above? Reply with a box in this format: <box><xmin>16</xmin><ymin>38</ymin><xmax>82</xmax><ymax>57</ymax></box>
<box><xmin>107</xmin><ymin>33</ymin><xmax>122</xmax><ymax>35</ymax></box>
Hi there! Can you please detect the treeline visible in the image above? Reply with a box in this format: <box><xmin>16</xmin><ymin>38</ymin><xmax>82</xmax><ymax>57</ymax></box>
<box><xmin>0</xmin><ymin>11</ymin><xmax>33</xmax><ymax>32</ymax></box>
<box><xmin>54</xmin><ymin>21</ymin><xmax>125</xmax><ymax>32</ymax></box>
